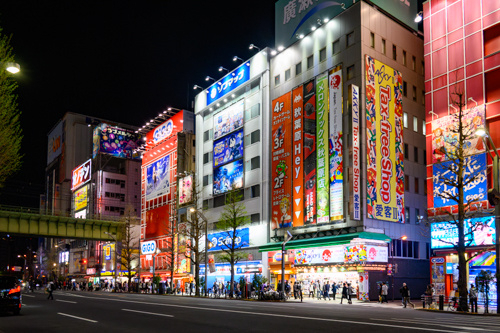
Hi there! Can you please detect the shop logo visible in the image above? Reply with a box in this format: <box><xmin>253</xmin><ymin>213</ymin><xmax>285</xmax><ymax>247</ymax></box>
<box><xmin>153</xmin><ymin>120</ymin><xmax>173</xmax><ymax>144</ymax></box>
<box><xmin>330</xmin><ymin>74</ymin><xmax>341</xmax><ymax>89</ymax></box>
<box><xmin>368</xmin><ymin>247</ymin><xmax>377</xmax><ymax>260</ymax></box>
<box><xmin>431</xmin><ymin>257</ymin><xmax>445</xmax><ymax>264</ymax></box>
<box><xmin>321</xmin><ymin>249</ymin><xmax>332</xmax><ymax>262</ymax></box>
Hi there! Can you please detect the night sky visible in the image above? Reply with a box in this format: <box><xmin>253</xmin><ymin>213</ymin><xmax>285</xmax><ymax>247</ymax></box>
<box><xmin>0</xmin><ymin>1</ymin><xmax>275</xmax><ymax>207</ymax></box>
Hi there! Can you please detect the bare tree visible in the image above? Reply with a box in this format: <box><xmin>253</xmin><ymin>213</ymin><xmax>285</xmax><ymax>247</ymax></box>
<box><xmin>431</xmin><ymin>88</ymin><xmax>491</xmax><ymax>311</ymax></box>
<box><xmin>119</xmin><ymin>206</ymin><xmax>140</xmax><ymax>291</ymax></box>
<box><xmin>178</xmin><ymin>175</ymin><xmax>205</xmax><ymax>296</ymax></box>
<box><xmin>0</xmin><ymin>27</ymin><xmax>22</xmax><ymax>188</ymax></box>
<box><xmin>216</xmin><ymin>188</ymin><xmax>249</xmax><ymax>298</ymax></box>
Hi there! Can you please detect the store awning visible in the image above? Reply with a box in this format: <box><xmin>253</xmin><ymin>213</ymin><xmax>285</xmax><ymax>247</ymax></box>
<box><xmin>259</xmin><ymin>231</ymin><xmax>391</xmax><ymax>252</ymax></box>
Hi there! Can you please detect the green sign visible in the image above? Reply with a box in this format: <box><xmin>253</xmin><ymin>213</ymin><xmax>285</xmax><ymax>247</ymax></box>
<box><xmin>316</xmin><ymin>73</ymin><xmax>330</xmax><ymax>223</ymax></box>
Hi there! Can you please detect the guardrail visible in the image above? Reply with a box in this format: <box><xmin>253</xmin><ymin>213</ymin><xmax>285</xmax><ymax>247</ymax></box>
<box><xmin>0</xmin><ymin>204</ymin><xmax>123</xmax><ymax>221</ymax></box>
<box><xmin>421</xmin><ymin>294</ymin><xmax>497</xmax><ymax>314</ymax></box>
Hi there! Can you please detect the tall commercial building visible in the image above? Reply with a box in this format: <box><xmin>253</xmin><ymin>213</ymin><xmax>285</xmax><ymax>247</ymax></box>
<box><xmin>139</xmin><ymin>110</ymin><xmax>195</xmax><ymax>286</ymax></box>
<box><xmin>260</xmin><ymin>0</ymin><xmax>429</xmax><ymax>300</ymax></box>
<box><xmin>424</xmin><ymin>0</ymin><xmax>499</xmax><ymax>304</ymax></box>
<box><xmin>194</xmin><ymin>52</ymin><xmax>271</xmax><ymax>287</ymax></box>
<box><xmin>44</xmin><ymin>112</ymin><xmax>142</xmax><ymax>282</ymax></box>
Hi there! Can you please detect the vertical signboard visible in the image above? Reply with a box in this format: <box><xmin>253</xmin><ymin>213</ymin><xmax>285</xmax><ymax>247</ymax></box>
<box><xmin>272</xmin><ymin>92</ymin><xmax>293</xmax><ymax>229</ymax></box>
<box><xmin>292</xmin><ymin>86</ymin><xmax>304</xmax><ymax>227</ymax></box>
<box><xmin>316</xmin><ymin>73</ymin><xmax>330</xmax><ymax>223</ymax></box>
<box><xmin>365</xmin><ymin>56</ymin><xmax>404</xmax><ymax>223</ymax></box>
<box><xmin>303</xmin><ymin>79</ymin><xmax>316</xmax><ymax>225</ymax></box>
<box><xmin>329</xmin><ymin>67</ymin><xmax>343</xmax><ymax>221</ymax></box>
<box><xmin>351</xmin><ymin>85</ymin><xmax>361</xmax><ymax>220</ymax></box>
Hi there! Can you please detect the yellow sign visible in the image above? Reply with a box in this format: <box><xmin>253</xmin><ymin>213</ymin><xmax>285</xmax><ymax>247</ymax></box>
<box><xmin>74</xmin><ymin>185</ymin><xmax>88</xmax><ymax>211</ymax></box>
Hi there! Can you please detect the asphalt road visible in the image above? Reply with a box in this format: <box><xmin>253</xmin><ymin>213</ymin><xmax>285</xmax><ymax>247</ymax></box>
<box><xmin>1</xmin><ymin>290</ymin><xmax>500</xmax><ymax>333</ymax></box>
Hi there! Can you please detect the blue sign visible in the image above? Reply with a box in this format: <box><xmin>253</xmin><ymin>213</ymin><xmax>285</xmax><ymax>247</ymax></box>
<box><xmin>213</xmin><ymin>129</ymin><xmax>244</xmax><ymax>168</ymax></box>
<box><xmin>207</xmin><ymin>228</ymin><xmax>250</xmax><ymax>252</ymax></box>
<box><xmin>213</xmin><ymin>159</ymin><xmax>244</xmax><ymax>195</ymax></box>
<box><xmin>431</xmin><ymin>216</ymin><xmax>496</xmax><ymax>249</ymax></box>
<box><xmin>433</xmin><ymin>153</ymin><xmax>487</xmax><ymax>208</ymax></box>
<box><xmin>207</xmin><ymin>62</ymin><xmax>250</xmax><ymax>105</ymax></box>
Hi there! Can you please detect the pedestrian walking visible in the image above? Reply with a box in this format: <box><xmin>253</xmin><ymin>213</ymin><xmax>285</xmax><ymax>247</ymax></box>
<box><xmin>381</xmin><ymin>282</ymin><xmax>388</xmax><ymax>303</ymax></box>
<box><xmin>47</xmin><ymin>282</ymin><xmax>54</xmax><ymax>300</ymax></box>
<box><xmin>311</xmin><ymin>281</ymin><xmax>316</xmax><ymax>298</ymax></box>
<box><xmin>323</xmin><ymin>281</ymin><xmax>331</xmax><ymax>301</ymax></box>
<box><xmin>316</xmin><ymin>280</ymin><xmax>322</xmax><ymax>299</ymax></box>
<box><xmin>331</xmin><ymin>282</ymin><xmax>337</xmax><ymax>300</ymax></box>
<box><xmin>469</xmin><ymin>284</ymin><xmax>478</xmax><ymax>313</ymax></box>
<box><xmin>340</xmin><ymin>283</ymin><xmax>348</xmax><ymax>304</ymax></box>
<box><xmin>399</xmin><ymin>283</ymin><xmax>414</xmax><ymax>308</ymax></box>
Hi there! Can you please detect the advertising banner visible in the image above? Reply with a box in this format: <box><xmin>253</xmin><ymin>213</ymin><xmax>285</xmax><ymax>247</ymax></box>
<box><xmin>431</xmin><ymin>216</ymin><xmax>496</xmax><ymax>249</ymax></box>
<box><xmin>213</xmin><ymin>129</ymin><xmax>244</xmax><ymax>168</ymax></box>
<box><xmin>271</xmin><ymin>92</ymin><xmax>293</xmax><ymax>229</ymax></box>
<box><xmin>145</xmin><ymin>110</ymin><xmax>188</xmax><ymax>146</ymax></box>
<box><xmin>430</xmin><ymin>257</ymin><xmax>446</xmax><ymax>295</ymax></box>
<box><xmin>294</xmin><ymin>246</ymin><xmax>344</xmax><ymax>265</ymax></box>
<box><xmin>74</xmin><ymin>185</ymin><xmax>88</xmax><ymax>211</ymax></box>
<box><xmin>146</xmin><ymin>154</ymin><xmax>171</xmax><ymax>201</ymax></box>
<box><xmin>351</xmin><ymin>84</ymin><xmax>361</xmax><ymax>220</ymax></box>
<box><xmin>207</xmin><ymin>228</ymin><xmax>250</xmax><ymax>252</ymax></box>
<box><xmin>207</xmin><ymin>62</ymin><xmax>250</xmax><ymax>106</ymax></box>
<box><xmin>344</xmin><ymin>245</ymin><xmax>388</xmax><ymax>263</ymax></box>
<box><xmin>208</xmin><ymin>254</ymin><xmax>216</xmax><ymax>273</ymax></box>
<box><xmin>104</xmin><ymin>244</ymin><xmax>113</xmax><ymax>261</ymax></box>
<box><xmin>329</xmin><ymin>67</ymin><xmax>343</xmax><ymax>221</ymax></box>
<box><xmin>213</xmin><ymin>159</ymin><xmax>244</xmax><ymax>195</ymax></box>
<box><xmin>303</xmin><ymin>79</ymin><xmax>316</xmax><ymax>225</ymax></box>
<box><xmin>292</xmin><ymin>86</ymin><xmax>304</xmax><ymax>227</ymax></box>
<box><xmin>93</xmin><ymin>123</ymin><xmax>142</xmax><ymax>160</ymax></box>
<box><xmin>72</xmin><ymin>159</ymin><xmax>91</xmax><ymax>191</ymax></box>
<box><xmin>431</xmin><ymin>105</ymin><xmax>485</xmax><ymax>163</ymax></box>
<box><xmin>47</xmin><ymin>121</ymin><xmax>63</xmax><ymax>165</ymax></box>
<box><xmin>178</xmin><ymin>175</ymin><xmax>193</xmax><ymax>206</ymax></box>
<box><xmin>213</xmin><ymin>99</ymin><xmax>245</xmax><ymax>140</ymax></box>
<box><xmin>432</xmin><ymin>153</ymin><xmax>487</xmax><ymax>208</ymax></box>
<box><xmin>316</xmin><ymin>73</ymin><xmax>330</xmax><ymax>223</ymax></box>
<box><xmin>365</xmin><ymin>55</ymin><xmax>404</xmax><ymax>222</ymax></box>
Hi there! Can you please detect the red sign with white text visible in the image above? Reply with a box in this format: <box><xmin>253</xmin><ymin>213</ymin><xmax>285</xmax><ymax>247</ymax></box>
<box><xmin>292</xmin><ymin>86</ymin><xmax>304</xmax><ymax>227</ymax></box>
<box><xmin>71</xmin><ymin>159</ymin><xmax>91</xmax><ymax>191</ymax></box>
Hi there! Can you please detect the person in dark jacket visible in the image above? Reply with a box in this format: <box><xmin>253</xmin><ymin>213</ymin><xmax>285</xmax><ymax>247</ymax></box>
<box><xmin>399</xmin><ymin>282</ymin><xmax>414</xmax><ymax>308</ymax></box>
<box><xmin>323</xmin><ymin>281</ymin><xmax>331</xmax><ymax>300</ymax></box>
<box><xmin>340</xmin><ymin>283</ymin><xmax>348</xmax><ymax>304</ymax></box>
<box><xmin>331</xmin><ymin>282</ymin><xmax>337</xmax><ymax>300</ymax></box>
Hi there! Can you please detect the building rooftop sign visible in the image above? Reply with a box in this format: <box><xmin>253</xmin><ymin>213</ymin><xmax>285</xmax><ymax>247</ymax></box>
<box><xmin>207</xmin><ymin>62</ymin><xmax>250</xmax><ymax>106</ymax></box>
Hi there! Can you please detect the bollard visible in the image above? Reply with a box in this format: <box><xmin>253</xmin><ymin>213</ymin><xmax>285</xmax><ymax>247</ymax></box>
<box><xmin>439</xmin><ymin>295</ymin><xmax>444</xmax><ymax>310</ymax></box>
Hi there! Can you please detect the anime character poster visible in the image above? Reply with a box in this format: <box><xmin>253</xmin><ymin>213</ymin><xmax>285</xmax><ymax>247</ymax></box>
<box><xmin>329</xmin><ymin>67</ymin><xmax>343</xmax><ymax>222</ymax></box>
<box><xmin>94</xmin><ymin>123</ymin><xmax>142</xmax><ymax>160</ymax></box>
<box><xmin>213</xmin><ymin>129</ymin><xmax>244</xmax><ymax>168</ymax></box>
<box><xmin>213</xmin><ymin>159</ymin><xmax>244</xmax><ymax>195</ymax></box>
<box><xmin>430</xmin><ymin>257</ymin><xmax>445</xmax><ymax>296</ymax></box>
<box><xmin>292</xmin><ymin>86</ymin><xmax>304</xmax><ymax>227</ymax></box>
<box><xmin>178</xmin><ymin>175</ymin><xmax>193</xmax><ymax>206</ymax></box>
<box><xmin>271</xmin><ymin>92</ymin><xmax>293</xmax><ymax>229</ymax></box>
<box><xmin>213</xmin><ymin>100</ymin><xmax>244</xmax><ymax>140</ymax></box>
<box><xmin>365</xmin><ymin>55</ymin><xmax>404</xmax><ymax>223</ymax></box>
<box><xmin>316</xmin><ymin>73</ymin><xmax>330</xmax><ymax>223</ymax></box>
<box><xmin>146</xmin><ymin>154</ymin><xmax>171</xmax><ymax>201</ymax></box>
<box><xmin>431</xmin><ymin>105</ymin><xmax>485</xmax><ymax>163</ymax></box>
<box><xmin>303</xmin><ymin>79</ymin><xmax>317</xmax><ymax>225</ymax></box>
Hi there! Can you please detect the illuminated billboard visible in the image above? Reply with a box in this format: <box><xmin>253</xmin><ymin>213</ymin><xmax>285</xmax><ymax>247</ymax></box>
<box><xmin>329</xmin><ymin>67</ymin><xmax>343</xmax><ymax>221</ymax></box>
<box><xmin>178</xmin><ymin>175</ymin><xmax>193</xmax><ymax>206</ymax></box>
<box><xmin>213</xmin><ymin>129</ymin><xmax>244</xmax><ymax>168</ymax></box>
<box><xmin>207</xmin><ymin>62</ymin><xmax>250</xmax><ymax>105</ymax></box>
<box><xmin>74</xmin><ymin>185</ymin><xmax>88</xmax><ymax>211</ymax></box>
<box><xmin>431</xmin><ymin>105</ymin><xmax>485</xmax><ymax>163</ymax></box>
<box><xmin>292</xmin><ymin>86</ymin><xmax>304</xmax><ymax>227</ymax></box>
<box><xmin>47</xmin><ymin>121</ymin><xmax>63</xmax><ymax>165</ymax></box>
<box><xmin>207</xmin><ymin>228</ymin><xmax>250</xmax><ymax>252</ymax></box>
<box><xmin>316</xmin><ymin>73</ymin><xmax>330</xmax><ymax>223</ymax></box>
<box><xmin>213</xmin><ymin>159</ymin><xmax>244</xmax><ymax>196</ymax></box>
<box><xmin>431</xmin><ymin>216</ymin><xmax>496</xmax><ymax>249</ymax></box>
<box><xmin>303</xmin><ymin>79</ymin><xmax>316</xmax><ymax>225</ymax></box>
<box><xmin>213</xmin><ymin>100</ymin><xmax>244</xmax><ymax>140</ymax></box>
<box><xmin>271</xmin><ymin>92</ymin><xmax>293</xmax><ymax>229</ymax></box>
<box><xmin>365</xmin><ymin>56</ymin><xmax>404</xmax><ymax>222</ymax></box>
<box><xmin>432</xmin><ymin>153</ymin><xmax>487</xmax><ymax>208</ymax></box>
<box><xmin>146</xmin><ymin>154</ymin><xmax>171</xmax><ymax>201</ymax></box>
<box><xmin>72</xmin><ymin>159</ymin><xmax>91</xmax><ymax>191</ymax></box>
<box><xmin>351</xmin><ymin>85</ymin><xmax>361</xmax><ymax>220</ymax></box>
<box><xmin>93</xmin><ymin>123</ymin><xmax>142</xmax><ymax>160</ymax></box>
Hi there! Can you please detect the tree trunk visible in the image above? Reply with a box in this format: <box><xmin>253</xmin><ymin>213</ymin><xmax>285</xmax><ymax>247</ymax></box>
<box><xmin>194</xmin><ymin>262</ymin><xmax>200</xmax><ymax>296</ymax></box>
<box><xmin>230</xmin><ymin>260</ymin><xmax>235</xmax><ymax>298</ymax></box>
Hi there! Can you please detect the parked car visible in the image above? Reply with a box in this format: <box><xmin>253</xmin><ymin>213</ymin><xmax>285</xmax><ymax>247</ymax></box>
<box><xmin>0</xmin><ymin>275</ymin><xmax>22</xmax><ymax>315</ymax></box>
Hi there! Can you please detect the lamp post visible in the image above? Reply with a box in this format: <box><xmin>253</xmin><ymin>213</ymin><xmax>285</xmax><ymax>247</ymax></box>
<box><xmin>281</xmin><ymin>231</ymin><xmax>293</xmax><ymax>298</ymax></box>
<box><xmin>476</xmin><ymin>127</ymin><xmax>500</xmax><ymax>314</ymax></box>
<box><xmin>152</xmin><ymin>248</ymin><xmax>160</xmax><ymax>293</ymax></box>
<box><xmin>190</xmin><ymin>207</ymin><xmax>208</xmax><ymax>297</ymax></box>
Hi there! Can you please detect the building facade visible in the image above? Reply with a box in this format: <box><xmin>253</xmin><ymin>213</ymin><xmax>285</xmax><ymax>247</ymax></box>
<box><xmin>424</xmin><ymin>0</ymin><xmax>500</xmax><ymax>304</ymax></box>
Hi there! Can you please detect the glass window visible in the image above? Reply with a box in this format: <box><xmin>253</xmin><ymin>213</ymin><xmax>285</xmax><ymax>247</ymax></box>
<box><xmin>307</xmin><ymin>55</ymin><xmax>314</xmax><ymax>69</ymax></box>
<box><xmin>404</xmin><ymin>143</ymin><xmax>409</xmax><ymax>159</ymax></box>
<box><xmin>412</xmin><ymin>56</ymin><xmax>416</xmax><ymax>71</ymax></box>
<box><xmin>296</xmin><ymin>62</ymin><xmax>302</xmax><ymax>75</ymax></box>
<box><xmin>274</xmin><ymin>74</ymin><xmax>280</xmax><ymax>86</ymax></box>
<box><xmin>251</xmin><ymin>185</ymin><xmax>260</xmax><ymax>198</ymax></box>
<box><xmin>403</xmin><ymin>81</ymin><xmax>408</xmax><ymax>97</ymax></box>
<box><xmin>319</xmin><ymin>47</ymin><xmax>326</xmax><ymax>62</ymax></box>
<box><xmin>403</xmin><ymin>50</ymin><xmax>407</xmax><ymax>66</ymax></box>
<box><xmin>405</xmin><ymin>208</ymin><xmax>410</xmax><ymax>224</ymax></box>
<box><xmin>214</xmin><ymin>195</ymin><xmax>225</xmax><ymax>208</ymax></box>
<box><xmin>413</xmin><ymin>85</ymin><xmax>417</xmax><ymax>101</ymax></box>
<box><xmin>203</xmin><ymin>175</ymin><xmax>209</xmax><ymax>186</ymax></box>
<box><xmin>413</xmin><ymin>242</ymin><xmax>420</xmax><ymax>259</ymax></box>
<box><xmin>285</xmin><ymin>68</ymin><xmax>291</xmax><ymax>81</ymax></box>
<box><xmin>203</xmin><ymin>130</ymin><xmax>209</xmax><ymax>142</ymax></box>
<box><xmin>251</xmin><ymin>104</ymin><xmax>260</xmax><ymax>118</ymax></box>
<box><xmin>332</xmin><ymin>39</ymin><xmax>340</xmax><ymax>54</ymax></box>
<box><xmin>382</xmin><ymin>39</ymin><xmax>386</xmax><ymax>55</ymax></box>
<box><xmin>423</xmin><ymin>149</ymin><xmax>427</xmax><ymax>164</ymax></box>
<box><xmin>413</xmin><ymin>116</ymin><xmax>418</xmax><ymax>132</ymax></box>
<box><xmin>251</xmin><ymin>213</ymin><xmax>260</xmax><ymax>224</ymax></box>
<box><xmin>393</xmin><ymin>44</ymin><xmax>397</xmax><ymax>60</ymax></box>
<box><xmin>422</xmin><ymin>90</ymin><xmax>425</xmax><ymax>105</ymax></box>
<box><xmin>347</xmin><ymin>31</ymin><xmax>354</xmax><ymax>47</ymax></box>
<box><xmin>403</xmin><ymin>112</ymin><xmax>408</xmax><ymax>128</ymax></box>
<box><xmin>203</xmin><ymin>153</ymin><xmax>209</xmax><ymax>164</ymax></box>
<box><xmin>415</xmin><ymin>208</ymin><xmax>421</xmax><ymax>225</ymax></box>
<box><xmin>251</xmin><ymin>130</ymin><xmax>260</xmax><ymax>144</ymax></box>
<box><xmin>414</xmin><ymin>146</ymin><xmax>418</xmax><ymax>162</ymax></box>
<box><xmin>370</xmin><ymin>32</ymin><xmax>375</xmax><ymax>48</ymax></box>
<box><xmin>347</xmin><ymin>65</ymin><xmax>354</xmax><ymax>80</ymax></box>
<box><xmin>415</xmin><ymin>177</ymin><xmax>419</xmax><ymax>194</ymax></box>
<box><xmin>405</xmin><ymin>175</ymin><xmax>409</xmax><ymax>190</ymax></box>
<box><xmin>251</xmin><ymin>156</ymin><xmax>260</xmax><ymax>170</ymax></box>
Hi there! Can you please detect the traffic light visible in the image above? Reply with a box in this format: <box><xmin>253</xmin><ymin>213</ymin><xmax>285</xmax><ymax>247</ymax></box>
<box><xmin>488</xmin><ymin>188</ymin><xmax>500</xmax><ymax>206</ymax></box>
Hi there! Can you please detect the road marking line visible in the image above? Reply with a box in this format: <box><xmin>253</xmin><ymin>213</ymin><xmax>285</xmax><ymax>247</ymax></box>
<box><xmin>55</xmin><ymin>294</ymin><xmax>459</xmax><ymax>332</ymax></box>
<box><xmin>412</xmin><ymin>317</ymin><xmax>500</xmax><ymax>326</ymax></box>
<box><xmin>122</xmin><ymin>309</ymin><xmax>173</xmax><ymax>317</ymax></box>
<box><xmin>373</xmin><ymin>318</ymin><xmax>491</xmax><ymax>331</ymax></box>
<box><xmin>57</xmin><ymin>300</ymin><xmax>77</xmax><ymax>304</ymax></box>
<box><xmin>22</xmin><ymin>294</ymin><xmax>35</xmax><ymax>298</ymax></box>
<box><xmin>57</xmin><ymin>312</ymin><xmax>97</xmax><ymax>323</ymax></box>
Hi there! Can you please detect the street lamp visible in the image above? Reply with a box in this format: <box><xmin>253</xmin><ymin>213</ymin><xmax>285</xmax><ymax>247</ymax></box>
<box><xmin>476</xmin><ymin>127</ymin><xmax>500</xmax><ymax>314</ymax></box>
<box><xmin>190</xmin><ymin>207</ymin><xmax>208</xmax><ymax>297</ymax></box>
<box><xmin>281</xmin><ymin>231</ymin><xmax>293</xmax><ymax>298</ymax></box>
<box><xmin>152</xmin><ymin>247</ymin><xmax>161</xmax><ymax>293</ymax></box>
<box><xmin>1</xmin><ymin>62</ymin><xmax>20</xmax><ymax>74</ymax></box>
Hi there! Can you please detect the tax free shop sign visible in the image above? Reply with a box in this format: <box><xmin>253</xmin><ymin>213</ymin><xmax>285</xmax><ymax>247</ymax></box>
<box><xmin>207</xmin><ymin>62</ymin><xmax>250</xmax><ymax>106</ymax></box>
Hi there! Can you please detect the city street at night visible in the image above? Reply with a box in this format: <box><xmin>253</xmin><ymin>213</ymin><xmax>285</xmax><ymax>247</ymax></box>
<box><xmin>1</xmin><ymin>291</ymin><xmax>500</xmax><ymax>333</ymax></box>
